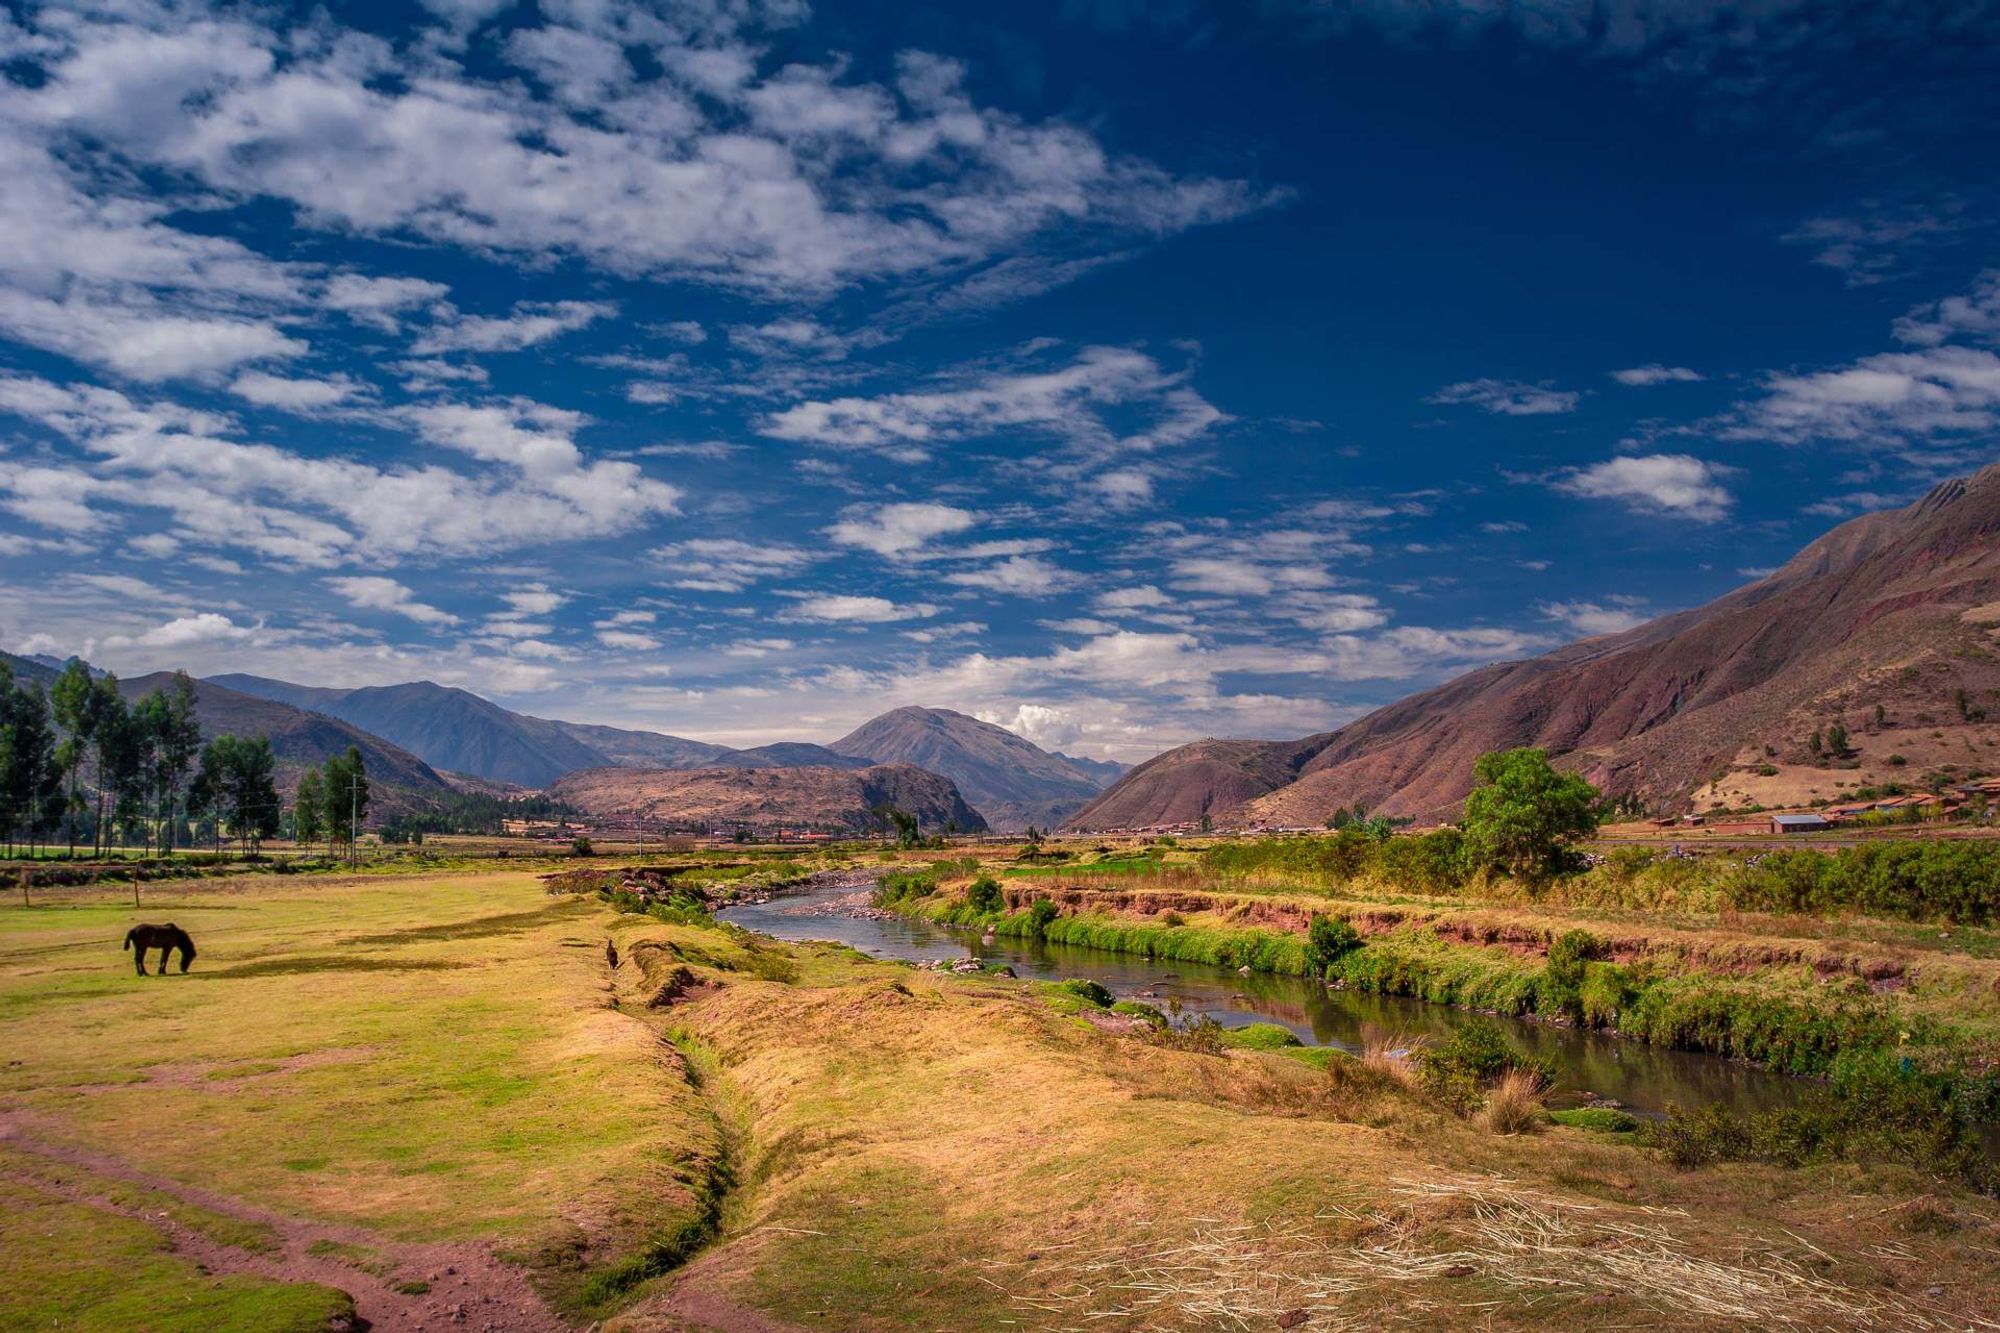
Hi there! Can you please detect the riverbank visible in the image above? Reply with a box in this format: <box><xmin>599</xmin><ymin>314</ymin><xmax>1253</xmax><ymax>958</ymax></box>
<box><xmin>883</xmin><ymin>862</ymin><xmax>2000</xmax><ymax>1173</ymax></box>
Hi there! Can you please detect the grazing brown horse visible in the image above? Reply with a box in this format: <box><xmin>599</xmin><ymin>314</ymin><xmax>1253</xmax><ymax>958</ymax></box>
<box><xmin>124</xmin><ymin>923</ymin><xmax>196</xmax><ymax>976</ymax></box>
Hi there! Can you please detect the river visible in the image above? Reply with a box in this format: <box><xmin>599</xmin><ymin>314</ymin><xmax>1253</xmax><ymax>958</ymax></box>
<box><xmin>719</xmin><ymin>877</ymin><xmax>1809</xmax><ymax>1119</ymax></box>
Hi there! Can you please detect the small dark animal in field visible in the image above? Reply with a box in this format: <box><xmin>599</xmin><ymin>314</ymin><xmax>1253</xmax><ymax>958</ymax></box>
<box><xmin>605</xmin><ymin>938</ymin><xmax>619</xmax><ymax>970</ymax></box>
<box><xmin>124</xmin><ymin>923</ymin><xmax>196</xmax><ymax>976</ymax></box>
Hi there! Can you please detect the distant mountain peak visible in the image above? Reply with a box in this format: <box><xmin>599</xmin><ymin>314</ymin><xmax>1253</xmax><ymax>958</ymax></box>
<box><xmin>831</xmin><ymin>705</ymin><xmax>1124</xmax><ymax>831</ymax></box>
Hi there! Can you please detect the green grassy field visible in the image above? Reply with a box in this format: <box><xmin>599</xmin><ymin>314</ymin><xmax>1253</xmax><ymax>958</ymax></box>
<box><xmin>6</xmin><ymin>861</ymin><xmax>2000</xmax><ymax>1331</ymax></box>
<box><xmin>0</xmin><ymin>869</ymin><xmax>718</xmax><ymax>1329</ymax></box>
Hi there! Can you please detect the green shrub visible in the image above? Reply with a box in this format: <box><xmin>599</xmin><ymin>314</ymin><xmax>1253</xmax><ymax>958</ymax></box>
<box><xmin>1538</xmin><ymin>929</ymin><xmax>1600</xmax><ymax>1022</ymax></box>
<box><xmin>570</xmin><ymin>836</ymin><xmax>595</xmax><ymax>857</ymax></box>
<box><xmin>870</xmin><ymin>871</ymin><xmax>938</xmax><ymax>908</ymax></box>
<box><xmin>1648</xmin><ymin>1050</ymin><xmax>2000</xmax><ymax>1190</ymax></box>
<box><xmin>1578</xmin><ymin>962</ymin><xmax>1637</xmax><ymax>1029</ymax></box>
<box><xmin>1303</xmin><ymin>914</ymin><xmax>1361</xmax><ymax>976</ymax></box>
<box><xmin>1058</xmin><ymin>978</ymin><xmax>1114</xmax><ymax>1008</ymax></box>
<box><xmin>1222</xmin><ymin>1022</ymin><xmax>1303</xmax><ymax>1050</ymax></box>
<box><xmin>1549</xmin><ymin>1107</ymin><xmax>1639</xmax><ymax>1133</ymax></box>
<box><xmin>1413</xmin><ymin>1020</ymin><xmax>1556</xmax><ymax>1116</ymax></box>
<box><xmin>965</xmin><ymin>875</ymin><xmax>1005</xmax><ymax>915</ymax></box>
<box><xmin>1109</xmin><ymin>1000</ymin><xmax>1168</xmax><ymax>1029</ymax></box>
<box><xmin>1028</xmin><ymin>898</ymin><xmax>1060</xmax><ymax>936</ymax></box>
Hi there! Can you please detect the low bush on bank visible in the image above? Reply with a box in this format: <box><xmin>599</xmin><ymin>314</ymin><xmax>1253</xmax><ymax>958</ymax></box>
<box><xmin>1550</xmin><ymin>1106</ymin><xmax>1640</xmax><ymax>1133</ymax></box>
<box><xmin>1194</xmin><ymin>830</ymin><xmax>2000</xmax><ymax>928</ymax></box>
<box><xmin>870</xmin><ymin>870</ymin><xmax>938</xmax><ymax>908</ymax></box>
<box><xmin>1413</xmin><ymin>1020</ymin><xmax>1556</xmax><ymax>1116</ymax></box>
<box><xmin>1649</xmin><ymin>1048</ymin><xmax>2000</xmax><ymax>1192</ymax></box>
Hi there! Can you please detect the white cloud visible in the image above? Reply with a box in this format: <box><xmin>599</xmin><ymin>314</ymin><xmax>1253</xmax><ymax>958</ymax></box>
<box><xmin>760</xmin><ymin>346</ymin><xmax>1224</xmax><ymax>467</ymax></box>
<box><xmin>1322</xmin><ymin>625</ymin><xmax>1554</xmax><ymax>680</ymax></box>
<box><xmin>785</xmin><ymin>594</ymin><xmax>941</xmax><ymax>623</ymax></box>
<box><xmin>1</xmin><ymin>6</ymin><xmax>1268</xmax><ymax>304</ymax></box>
<box><xmin>979</xmin><ymin>702</ymin><xmax>1084</xmax><ymax>749</ymax></box>
<box><xmin>1893</xmin><ymin>270</ymin><xmax>2000</xmax><ymax>348</ymax></box>
<box><xmin>942</xmin><ymin>555</ymin><xmax>1080</xmax><ymax>595</ymax></box>
<box><xmin>1539</xmin><ymin>599</ymin><xmax>1649</xmax><ymax>637</ymax></box>
<box><xmin>324</xmin><ymin>575</ymin><xmax>458</xmax><ymax>626</ymax></box>
<box><xmin>321</xmin><ymin>274</ymin><xmax>450</xmax><ymax>332</ymax></box>
<box><xmin>1095</xmin><ymin>585</ymin><xmax>1171</xmax><ymax>612</ymax></box>
<box><xmin>1609</xmin><ymin>364</ymin><xmax>1703</xmax><ymax>387</ymax></box>
<box><xmin>1728</xmin><ymin>346</ymin><xmax>2000</xmax><ymax>450</ymax></box>
<box><xmin>411</xmin><ymin>300</ymin><xmax>617</xmax><ymax>355</ymax></box>
<box><xmin>104</xmin><ymin>612</ymin><xmax>257</xmax><ymax>651</ymax></box>
<box><xmin>825</xmin><ymin>502</ymin><xmax>978</xmax><ymax>557</ymax></box>
<box><xmin>1428</xmin><ymin>378</ymin><xmax>1578</xmax><ymax>416</ymax></box>
<box><xmin>229</xmin><ymin>371</ymin><xmax>362</xmax><ymax>410</ymax></box>
<box><xmin>0</xmin><ymin>375</ymin><xmax>680</xmax><ymax>566</ymax></box>
<box><xmin>1552</xmin><ymin>453</ymin><xmax>1734</xmax><ymax>522</ymax></box>
<box><xmin>501</xmin><ymin>583</ymin><xmax>567</xmax><ymax>616</ymax></box>
<box><xmin>596</xmin><ymin>628</ymin><xmax>661</xmax><ymax>651</ymax></box>
<box><xmin>649</xmin><ymin>538</ymin><xmax>819</xmax><ymax>591</ymax></box>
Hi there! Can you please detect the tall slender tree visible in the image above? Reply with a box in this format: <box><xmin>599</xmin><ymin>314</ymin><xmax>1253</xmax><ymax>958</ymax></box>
<box><xmin>134</xmin><ymin>673</ymin><xmax>202</xmax><ymax>854</ymax></box>
<box><xmin>0</xmin><ymin>669</ymin><xmax>60</xmax><ymax>856</ymax></box>
<box><xmin>293</xmin><ymin>767</ymin><xmax>325</xmax><ymax>855</ymax></box>
<box><xmin>85</xmin><ymin>676</ymin><xmax>130</xmax><ymax>856</ymax></box>
<box><xmin>322</xmin><ymin>747</ymin><xmax>370</xmax><ymax>858</ymax></box>
<box><xmin>50</xmin><ymin>658</ymin><xmax>95</xmax><ymax>857</ymax></box>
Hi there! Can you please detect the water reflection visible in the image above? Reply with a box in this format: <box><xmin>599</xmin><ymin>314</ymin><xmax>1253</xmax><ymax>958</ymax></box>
<box><xmin>720</xmin><ymin>885</ymin><xmax>1806</xmax><ymax>1119</ymax></box>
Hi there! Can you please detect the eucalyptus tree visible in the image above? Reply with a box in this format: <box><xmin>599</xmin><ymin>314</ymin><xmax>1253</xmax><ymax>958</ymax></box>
<box><xmin>192</xmin><ymin>734</ymin><xmax>281</xmax><ymax>856</ymax></box>
<box><xmin>293</xmin><ymin>767</ymin><xmax>325</xmax><ymax>854</ymax></box>
<box><xmin>50</xmin><ymin>658</ymin><xmax>95</xmax><ymax>856</ymax></box>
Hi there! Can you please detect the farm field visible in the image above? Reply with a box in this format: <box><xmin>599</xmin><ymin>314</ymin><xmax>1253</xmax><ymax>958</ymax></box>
<box><xmin>0</xmin><ymin>858</ymin><xmax>1997</xmax><ymax>1330</ymax></box>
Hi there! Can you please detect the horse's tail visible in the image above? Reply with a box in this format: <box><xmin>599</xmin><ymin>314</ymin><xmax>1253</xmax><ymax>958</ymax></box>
<box><xmin>122</xmin><ymin>929</ymin><xmax>134</xmax><ymax>951</ymax></box>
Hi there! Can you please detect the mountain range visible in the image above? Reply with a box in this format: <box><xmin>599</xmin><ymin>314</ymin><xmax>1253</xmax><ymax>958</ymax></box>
<box><xmin>177</xmin><ymin>677</ymin><xmax>1127</xmax><ymax>830</ymax></box>
<box><xmin>1071</xmin><ymin>464</ymin><xmax>2000</xmax><ymax>829</ymax></box>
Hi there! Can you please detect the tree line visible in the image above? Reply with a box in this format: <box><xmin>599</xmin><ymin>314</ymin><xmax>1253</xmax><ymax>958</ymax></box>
<box><xmin>0</xmin><ymin>658</ymin><xmax>369</xmax><ymax>859</ymax></box>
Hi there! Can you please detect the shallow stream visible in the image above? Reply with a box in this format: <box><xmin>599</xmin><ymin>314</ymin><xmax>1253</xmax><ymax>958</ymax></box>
<box><xmin>719</xmin><ymin>878</ymin><xmax>1810</xmax><ymax>1119</ymax></box>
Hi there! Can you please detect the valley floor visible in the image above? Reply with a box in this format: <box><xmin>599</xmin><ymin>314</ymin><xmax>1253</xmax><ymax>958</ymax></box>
<box><xmin>3</xmin><ymin>862</ymin><xmax>1997</xmax><ymax>1331</ymax></box>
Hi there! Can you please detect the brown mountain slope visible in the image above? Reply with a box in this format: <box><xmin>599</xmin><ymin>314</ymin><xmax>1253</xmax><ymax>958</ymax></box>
<box><xmin>1071</xmin><ymin>463</ymin><xmax>2000</xmax><ymax>829</ymax></box>
<box><xmin>829</xmin><ymin>706</ymin><xmax>1120</xmax><ymax>830</ymax></box>
<box><xmin>548</xmin><ymin>763</ymin><xmax>989</xmax><ymax>833</ymax></box>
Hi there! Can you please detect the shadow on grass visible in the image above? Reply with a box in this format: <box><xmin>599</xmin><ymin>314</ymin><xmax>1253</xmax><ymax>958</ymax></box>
<box><xmin>338</xmin><ymin>900</ymin><xmax>588</xmax><ymax>948</ymax></box>
<box><xmin>191</xmin><ymin>955</ymin><xmax>472</xmax><ymax>979</ymax></box>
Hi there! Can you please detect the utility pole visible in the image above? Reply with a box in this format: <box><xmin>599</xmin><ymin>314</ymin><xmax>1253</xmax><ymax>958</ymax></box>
<box><xmin>349</xmin><ymin>773</ymin><xmax>362</xmax><ymax>867</ymax></box>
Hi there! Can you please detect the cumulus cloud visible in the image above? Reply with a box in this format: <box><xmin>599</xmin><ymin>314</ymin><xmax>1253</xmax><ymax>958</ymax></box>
<box><xmin>650</xmin><ymin>538</ymin><xmax>820</xmax><ymax>592</ymax></box>
<box><xmin>759</xmin><ymin>346</ymin><xmax>1225</xmax><ymax>467</ymax></box>
<box><xmin>824</xmin><ymin>502</ymin><xmax>978</xmax><ymax>557</ymax></box>
<box><xmin>1428</xmin><ymin>378</ymin><xmax>1579</xmax><ymax>416</ymax></box>
<box><xmin>0</xmin><ymin>4</ymin><xmax>1268</xmax><ymax>306</ymax></box>
<box><xmin>1727</xmin><ymin>346</ymin><xmax>2000</xmax><ymax>449</ymax></box>
<box><xmin>1609</xmin><ymin>364</ymin><xmax>1703</xmax><ymax>386</ymax></box>
<box><xmin>321</xmin><ymin>274</ymin><xmax>450</xmax><ymax>332</ymax></box>
<box><xmin>784</xmin><ymin>594</ymin><xmax>941</xmax><ymax>623</ymax></box>
<box><xmin>941</xmin><ymin>555</ymin><xmax>1080</xmax><ymax>596</ymax></box>
<box><xmin>0</xmin><ymin>375</ymin><xmax>681</xmax><ymax>565</ymax></box>
<box><xmin>1893</xmin><ymin>270</ymin><xmax>2000</xmax><ymax>348</ymax></box>
<box><xmin>411</xmin><ymin>301</ymin><xmax>617</xmax><ymax>355</ymax></box>
<box><xmin>230</xmin><ymin>372</ymin><xmax>363</xmax><ymax>410</ymax></box>
<box><xmin>1539</xmin><ymin>598</ymin><xmax>1649</xmax><ymax>637</ymax></box>
<box><xmin>1552</xmin><ymin>453</ymin><xmax>1734</xmax><ymax>522</ymax></box>
<box><xmin>324</xmin><ymin>575</ymin><xmax>458</xmax><ymax>626</ymax></box>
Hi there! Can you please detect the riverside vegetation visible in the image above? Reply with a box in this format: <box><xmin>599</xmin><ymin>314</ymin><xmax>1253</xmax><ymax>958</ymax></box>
<box><xmin>886</xmin><ymin>750</ymin><xmax>2000</xmax><ymax>1195</ymax></box>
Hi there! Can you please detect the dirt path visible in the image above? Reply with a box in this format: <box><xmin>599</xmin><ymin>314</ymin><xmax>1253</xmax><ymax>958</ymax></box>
<box><xmin>0</xmin><ymin>1110</ymin><xmax>570</xmax><ymax>1332</ymax></box>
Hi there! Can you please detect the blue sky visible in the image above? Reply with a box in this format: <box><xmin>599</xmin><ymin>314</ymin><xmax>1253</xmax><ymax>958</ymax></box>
<box><xmin>1</xmin><ymin>0</ymin><xmax>1997</xmax><ymax>759</ymax></box>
